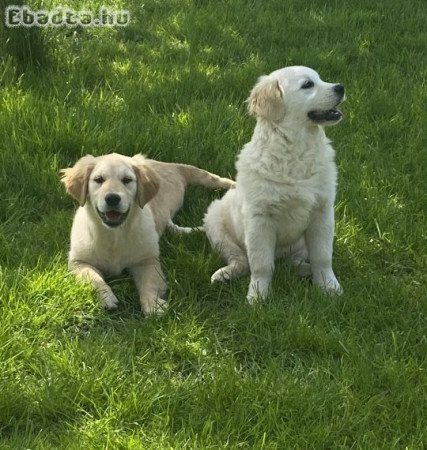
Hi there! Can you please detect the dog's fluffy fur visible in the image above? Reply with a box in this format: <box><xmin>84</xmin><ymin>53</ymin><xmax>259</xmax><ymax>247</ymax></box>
<box><xmin>203</xmin><ymin>66</ymin><xmax>345</xmax><ymax>302</ymax></box>
<box><xmin>61</xmin><ymin>153</ymin><xmax>234</xmax><ymax>314</ymax></box>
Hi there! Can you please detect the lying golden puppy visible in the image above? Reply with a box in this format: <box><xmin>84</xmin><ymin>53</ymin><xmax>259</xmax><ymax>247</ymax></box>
<box><xmin>61</xmin><ymin>153</ymin><xmax>234</xmax><ymax>314</ymax></box>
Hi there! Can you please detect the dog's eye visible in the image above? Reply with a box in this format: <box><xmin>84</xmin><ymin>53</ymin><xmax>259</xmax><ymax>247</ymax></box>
<box><xmin>301</xmin><ymin>80</ymin><xmax>314</xmax><ymax>89</ymax></box>
<box><xmin>94</xmin><ymin>176</ymin><xmax>104</xmax><ymax>184</ymax></box>
<box><xmin>122</xmin><ymin>177</ymin><xmax>133</xmax><ymax>185</ymax></box>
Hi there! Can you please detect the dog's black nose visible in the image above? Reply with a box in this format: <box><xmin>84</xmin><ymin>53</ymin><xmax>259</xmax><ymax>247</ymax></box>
<box><xmin>105</xmin><ymin>193</ymin><xmax>121</xmax><ymax>207</ymax></box>
<box><xmin>334</xmin><ymin>84</ymin><xmax>345</xmax><ymax>96</ymax></box>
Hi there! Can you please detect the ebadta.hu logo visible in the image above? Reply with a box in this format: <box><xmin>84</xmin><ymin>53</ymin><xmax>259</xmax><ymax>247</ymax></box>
<box><xmin>4</xmin><ymin>5</ymin><xmax>131</xmax><ymax>27</ymax></box>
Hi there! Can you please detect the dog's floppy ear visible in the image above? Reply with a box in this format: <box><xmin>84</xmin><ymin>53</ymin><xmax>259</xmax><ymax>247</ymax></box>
<box><xmin>60</xmin><ymin>155</ymin><xmax>96</xmax><ymax>206</ymax></box>
<box><xmin>247</xmin><ymin>75</ymin><xmax>285</xmax><ymax>121</ymax></box>
<box><xmin>133</xmin><ymin>162</ymin><xmax>160</xmax><ymax>209</ymax></box>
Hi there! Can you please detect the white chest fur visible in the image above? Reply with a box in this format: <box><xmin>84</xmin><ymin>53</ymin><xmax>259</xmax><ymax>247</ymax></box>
<box><xmin>69</xmin><ymin>205</ymin><xmax>159</xmax><ymax>275</ymax></box>
<box><xmin>235</xmin><ymin>127</ymin><xmax>337</xmax><ymax>246</ymax></box>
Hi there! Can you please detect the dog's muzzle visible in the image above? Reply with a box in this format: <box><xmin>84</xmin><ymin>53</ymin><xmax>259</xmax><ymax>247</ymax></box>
<box><xmin>308</xmin><ymin>108</ymin><xmax>343</xmax><ymax>123</ymax></box>
<box><xmin>97</xmin><ymin>208</ymin><xmax>129</xmax><ymax>228</ymax></box>
<box><xmin>308</xmin><ymin>84</ymin><xmax>345</xmax><ymax>124</ymax></box>
<box><xmin>96</xmin><ymin>192</ymin><xmax>130</xmax><ymax>228</ymax></box>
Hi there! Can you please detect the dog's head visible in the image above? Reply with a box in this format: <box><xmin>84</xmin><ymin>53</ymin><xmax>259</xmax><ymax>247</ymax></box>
<box><xmin>61</xmin><ymin>153</ymin><xmax>159</xmax><ymax>228</ymax></box>
<box><xmin>247</xmin><ymin>66</ymin><xmax>345</xmax><ymax>127</ymax></box>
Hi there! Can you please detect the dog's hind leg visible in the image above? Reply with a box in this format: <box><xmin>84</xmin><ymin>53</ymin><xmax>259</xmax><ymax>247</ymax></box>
<box><xmin>204</xmin><ymin>198</ymin><xmax>248</xmax><ymax>283</ymax></box>
<box><xmin>278</xmin><ymin>237</ymin><xmax>311</xmax><ymax>277</ymax></box>
<box><xmin>211</xmin><ymin>256</ymin><xmax>249</xmax><ymax>283</ymax></box>
<box><xmin>178</xmin><ymin>164</ymin><xmax>235</xmax><ymax>190</ymax></box>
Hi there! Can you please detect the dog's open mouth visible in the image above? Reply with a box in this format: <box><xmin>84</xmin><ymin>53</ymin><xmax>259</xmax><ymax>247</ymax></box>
<box><xmin>308</xmin><ymin>108</ymin><xmax>343</xmax><ymax>123</ymax></box>
<box><xmin>97</xmin><ymin>209</ymin><xmax>129</xmax><ymax>228</ymax></box>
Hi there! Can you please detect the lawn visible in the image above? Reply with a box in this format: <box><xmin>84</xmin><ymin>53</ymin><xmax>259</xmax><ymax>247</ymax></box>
<box><xmin>0</xmin><ymin>0</ymin><xmax>426</xmax><ymax>448</ymax></box>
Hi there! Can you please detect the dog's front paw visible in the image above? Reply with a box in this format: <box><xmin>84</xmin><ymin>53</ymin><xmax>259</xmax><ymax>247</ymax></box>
<box><xmin>142</xmin><ymin>297</ymin><xmax>168</xmax><ymax>316</ymax></box>
<box><xmin>324</xmin><ymin>281</ymin><xmax>343</xmax><ymax>296</ymax></box>
<box><xmin>246</xmin><ymin>279</ymin><xmax>269</xmax><ymax>305</ymax></box>
<box><xmin>314</xmin><ymin>274</ymin><xmax>343</xmax><ymax>296</ymax></box>
<box><xmin>246</xmin><ymin>291</ymin><xmax>263</xmax><ymax>305</ymax></box>
<box><xmin>313</xmin><ymin>270</ymin><xmax>343</xmax><ymax>295</ymax></box>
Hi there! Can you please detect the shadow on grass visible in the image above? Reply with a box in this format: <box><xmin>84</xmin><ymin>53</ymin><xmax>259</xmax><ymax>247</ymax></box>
<box><xmin>0</xmin><ymin>0</ymin><xmax>49</xmax><ymax>74</ymax></box>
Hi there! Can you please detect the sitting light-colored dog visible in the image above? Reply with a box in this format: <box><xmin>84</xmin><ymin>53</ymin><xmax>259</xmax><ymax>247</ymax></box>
<box><xmin>203</xmin><ymin>66</ymin><xmax>345</xmax><ymax>303</ymax></box>
<box><xmin>61</xmin><ymin>153</ymin><xmax>234</xmax><ymax>314</ymax></box>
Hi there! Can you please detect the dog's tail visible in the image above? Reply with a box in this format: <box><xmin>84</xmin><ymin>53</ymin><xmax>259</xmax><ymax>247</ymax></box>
<box><xmin>168</xmin><ymin>220</ymin><xmax>204</xmax><ymax>234</ymax></box>
<box><xmin>177</xmin><ymin>164</ymin><xmax>235</xmax><ymax>190</ymax></box>
<box><xmin>167</xmin><ymin>165</ymin><xmax>233</xmax><ymax>234</ymax></box>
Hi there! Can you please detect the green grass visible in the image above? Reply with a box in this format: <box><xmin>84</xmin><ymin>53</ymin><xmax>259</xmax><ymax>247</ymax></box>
<box><xmin>1</xmin><ymin>0</ymin><xmax>426</xmax><ymax>448</ymax></box>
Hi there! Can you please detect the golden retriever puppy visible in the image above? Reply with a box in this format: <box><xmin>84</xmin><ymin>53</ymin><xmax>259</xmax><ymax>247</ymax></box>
<box><xmin>203</xmin><ymin>66</ymin><xmax>345</xmax><ymax>303</ymax></box>
<box><xmin>61</xmin><ymin>153</ymin><xmax>234</xmax><ymax>314</ymax></box>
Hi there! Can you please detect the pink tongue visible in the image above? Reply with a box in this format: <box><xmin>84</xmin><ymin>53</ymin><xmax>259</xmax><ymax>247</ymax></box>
<box><xmin>106</xmin><ymin>211</ymin><xmax>122</xmax><ymax>221</ymax></box>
